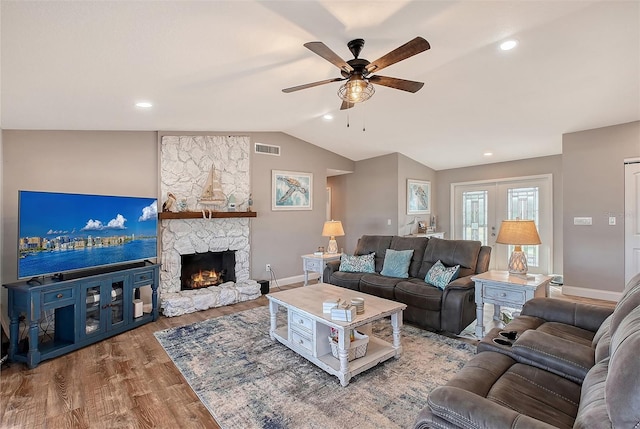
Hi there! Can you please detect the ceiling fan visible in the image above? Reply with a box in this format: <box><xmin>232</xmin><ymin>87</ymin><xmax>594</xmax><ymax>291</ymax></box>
<box><xmin>282</xmin><ymin>37</ymin><xmax>430</xmax><ymax>110</ymax></box>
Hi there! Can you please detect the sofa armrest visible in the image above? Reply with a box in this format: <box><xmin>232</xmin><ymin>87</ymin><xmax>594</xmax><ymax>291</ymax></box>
<box><xmin>521</xmin><ymin>298</ymin><xmax>613</xmax><ymax>332</ymax></box>
<box><xmin>421</xmin><ymin>386</ymin><xmax>557</xmax><ymax>429</ymax></box>
<box><xmin>323</xmin><ymin>260</ymin><xmax>341</xmax><ymax>283</ymax></box>
<box><xmin>444</xmin><ymin>274</ymin><xmax>474</xmax><ymax>290</ymax></box>
<box><xmin>440</xmin><ymin>276</ymin><xmax>476</xmax><ymax>334</ymax></box>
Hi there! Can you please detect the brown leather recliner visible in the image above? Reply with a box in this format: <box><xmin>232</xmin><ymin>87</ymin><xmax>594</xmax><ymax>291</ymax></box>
<box><xmin>414</xmin><ymin>273</ymin><xmax>640</xmax><ymax>429</ymax></box>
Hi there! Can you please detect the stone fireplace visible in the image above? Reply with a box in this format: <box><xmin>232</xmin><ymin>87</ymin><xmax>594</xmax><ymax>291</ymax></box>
<box><xmin>158</xmin><ymin>135</ymin><xmax>261</xmax><ymax>317</ymax></box>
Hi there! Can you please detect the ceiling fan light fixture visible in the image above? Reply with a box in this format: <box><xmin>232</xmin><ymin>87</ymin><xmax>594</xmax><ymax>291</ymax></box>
<box><xmin>337</xmin><ymin>77</ymin><xmax>375</xmax><ymax>104</ymax></box>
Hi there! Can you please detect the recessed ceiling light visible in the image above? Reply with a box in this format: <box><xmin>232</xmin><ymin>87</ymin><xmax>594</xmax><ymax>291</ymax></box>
<box><xmin>500</xmin><ymin>40</ymin><xmax>518</xmax><ymax>51</ymax></box>
<box><xmin>136</xmin><ymin>102</ymin><xmax>153</xmax><ymax>108</ymax></box>
<box><xmin>484</xmin><ymin>152</ymin><xmax>493</xmax><ymax>157</ymax></box>
<box><xmin>323</xmin><ymin>114</ymin><xmax>334</xmax><ymax>120</ymax></box>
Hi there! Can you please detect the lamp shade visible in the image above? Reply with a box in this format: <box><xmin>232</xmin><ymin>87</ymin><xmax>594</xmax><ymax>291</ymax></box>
<box><xmin>495</xmin><ymin>220</ymin><xmax>541</xmax><ymax>245</ymax></box>
<box><xmin>322</xmin><ymin>220</ymin><xmax>345</xmax><ymax>237</ymax></box>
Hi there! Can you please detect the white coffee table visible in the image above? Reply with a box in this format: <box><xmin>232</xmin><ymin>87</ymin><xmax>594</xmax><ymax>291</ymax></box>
<box><xmin>267</xmin><ymin>283</ymin><xmax>406</xmax><ymax>386</ymax></box>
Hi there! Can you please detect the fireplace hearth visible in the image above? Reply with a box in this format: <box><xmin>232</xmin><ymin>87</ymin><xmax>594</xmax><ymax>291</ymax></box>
<box><xmin>181</xmin><ymin>250</ymin><xmax>236</xmax><ymax>290</ymax></box>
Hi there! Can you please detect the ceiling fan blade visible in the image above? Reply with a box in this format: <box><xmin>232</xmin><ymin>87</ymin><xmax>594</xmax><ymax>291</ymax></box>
<box><xmin>369</xmin><ymin>75</ymin><xmax>424</xmax><ymax>93</ymax></box>
<box><xmin>304</xmin><ymin>42</ymin><xmax>354</xmax><ymax>73</ymax></box>
<box><xmin>282</xmin><ymin>77</ymin><xmax>345</xmax><ymax>93</ymax></box>
<box><xmin>365</xmin><ymin>37</ymin><xmax>430</xmax><ymax>74</ymax></box>
<box><xmin>340</xmin><ymin>100</ymin><xmax>355</xmax><ymax>110</ymax></box>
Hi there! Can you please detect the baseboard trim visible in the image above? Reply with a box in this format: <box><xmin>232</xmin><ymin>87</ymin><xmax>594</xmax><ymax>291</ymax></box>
<box><xmin>561</xmin><ymin>285</ymin><xmax>622</xmax><ymax>303</ymax></box>
<box><xmin>269</xmin><ymin>273</ymin><xmax>319</xmax><ymax>287</ymax></box>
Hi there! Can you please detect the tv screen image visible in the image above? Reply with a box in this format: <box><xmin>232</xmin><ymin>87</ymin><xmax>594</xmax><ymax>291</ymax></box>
<box><xmin>18</xmin><ymin>191</ymin><xmax>158</xmax><ymax>279</ymax></box>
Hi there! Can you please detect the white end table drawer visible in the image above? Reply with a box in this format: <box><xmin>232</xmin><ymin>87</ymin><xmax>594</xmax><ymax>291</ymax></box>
<box><xmin>290</xmin><ymin>310</ymin><xmax>313</xmax><ymax>333</ymax></box>
<box><xmin>484</xmin><ymin>285</ymin><xmax>525</xmax><ymax>304</ymax></box>
<box><xmin>304</xmin><ymin>259</ymin><xmax>323</xmax><ymax>271</ymax></box>
<box><xmin>290</xmin><ymin>330</ymin><xmax>313</xmax><ymax>353</ymax></box>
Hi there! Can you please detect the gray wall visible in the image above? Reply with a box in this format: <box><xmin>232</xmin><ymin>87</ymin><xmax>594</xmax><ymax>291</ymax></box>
<box><xmin>435</xmin><ymin>155</ymin><xmax>564</xmax><ymax>273</ymax></box>
<box><xmin>2</xmin><ymin>130</ymin><xmax>354</xmax><ymax>291</ymax></box>
<box><xmin>398</xmin><ymin>153</ymin><xmax>437</xmax><ymax>235</ymax></box>
<box><xmin>1</xmin><ymin>130</ymin><xmax>158</xmax><ymax>329</ymax></box>
<box><xmin>246</xmin><ymin>131</ymin><xmax>353</xmax><ymax>280</ymax></box>
<box><xmin>339</xmin><ymin>154</ymin><xmax>399</xmax><ymax>253</ymax></box>
<box><xmin>327</xmin><ymin>152</ymin><xmax>434</xmax><ymax>253</ymax></box>
<box><xmin>562</xmin><ymin>121</ymin><xmax>640</xmax><ymax>293</ymax></box>
<box><xmin>2</xmin><ymin>130</ymin><xmax>159</xmax><ymax>283</ymax></box>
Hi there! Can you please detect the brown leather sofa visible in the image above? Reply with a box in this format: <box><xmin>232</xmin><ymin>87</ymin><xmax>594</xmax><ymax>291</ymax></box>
<box><xmin>323</xmin><ymin>235</ymin><xmax>491</xmax><ymax>334</ymax></box>
<box><xmin>413</xmin><ymin>273</ymin><xmax>640</xmax><ymax>429</ymax></box>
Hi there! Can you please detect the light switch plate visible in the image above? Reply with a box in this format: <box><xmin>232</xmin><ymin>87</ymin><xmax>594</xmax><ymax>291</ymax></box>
<box><xmin>609</xmin><ymin>216</ymin><xmax>616</xmax><ymax>225</ymax></box>
<box><xmin>574</xmin><ymin>217</ymin><xmax>592</xmax><ymax>226</ymax></box>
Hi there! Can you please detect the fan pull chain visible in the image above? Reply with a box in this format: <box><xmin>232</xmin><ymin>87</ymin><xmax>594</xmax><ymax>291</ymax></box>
<box><xmin>346</xmin><ymin>112</ymin><xmax>350</xmax><ymax>128</ymax></box>
<box><xmin>362</xmin><ymin>104</ymin><xmax>367</xmax><ymax>132</ymax></box>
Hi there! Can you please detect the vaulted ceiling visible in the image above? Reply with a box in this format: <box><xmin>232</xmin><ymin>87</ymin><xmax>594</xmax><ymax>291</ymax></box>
<box><xmin>1</xmin><ymin>1</ymin><xmax>638</xmax><ymax>170</ymax></box>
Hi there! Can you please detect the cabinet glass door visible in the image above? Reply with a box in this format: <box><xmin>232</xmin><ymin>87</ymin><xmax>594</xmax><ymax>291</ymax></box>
<box><xmin>109</xmin><ymin>278</ymin><xmax>125</xmax><ymax>329</ymax></box>
<box><xmin>84</xmin><ymin>283</ymin><xmax>102</xmax><ymax>336</ymax></box>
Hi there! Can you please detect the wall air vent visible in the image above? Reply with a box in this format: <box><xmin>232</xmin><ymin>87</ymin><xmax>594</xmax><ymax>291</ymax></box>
<box><xmin>255</xmin><ymin>143</ymin><xmax>281</xmax><ymax>156</ymax></box>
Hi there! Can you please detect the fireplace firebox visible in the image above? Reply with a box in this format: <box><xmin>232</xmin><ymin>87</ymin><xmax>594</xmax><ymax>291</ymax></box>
<box><xmin>181</xmin><ymin>250</ymin><xmax>236</xmax><ymax>290</ymax></box>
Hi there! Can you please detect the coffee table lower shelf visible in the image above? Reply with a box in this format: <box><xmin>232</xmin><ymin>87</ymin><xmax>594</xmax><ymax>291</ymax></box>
<box><xmin>272</xmin><ymin>324</ymin><xmax>399</xmax><ymax>386</ymax></box>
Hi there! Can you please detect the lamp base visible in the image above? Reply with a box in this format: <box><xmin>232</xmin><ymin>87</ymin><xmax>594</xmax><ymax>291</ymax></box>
<box><xmin>327</xmin><ymin>237</ymin><xmax>338</xmax><ymax>254</ymax></box>
<box><xmin>507</xmin><ymin>248</ymin><xmax>528</xmax><ymax>275</ymax></box>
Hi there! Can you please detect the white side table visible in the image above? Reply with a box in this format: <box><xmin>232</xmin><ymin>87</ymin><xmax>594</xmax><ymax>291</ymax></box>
<box><xmin>301</xmin><ymin>253</ymin><xmax>342</xmax><ymax>286</ymax></box>
<box><xmin>472</xmin><ymin>270</ymin><xmax>552</xmax><ymax>338</ymax></box>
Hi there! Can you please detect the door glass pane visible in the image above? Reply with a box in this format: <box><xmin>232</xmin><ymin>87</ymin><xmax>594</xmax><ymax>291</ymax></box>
<box><xmin>111</xmin><ymin>280</ymin><xmax>124</xmax><ymax>325</ymax></box>
<box><xmin>462</xmin><ymin>190</ymin><xmax>488</xmax><ymax>245</ymax></box>
<box><xmin>506</xmin><ymin>187</ymin><xmax>540</xmax><ymax>267</ymax></box>
<box><xmin>85</xmin><ymin>285</ymin><xmax>100</xmax><ymax>334</ymax></box>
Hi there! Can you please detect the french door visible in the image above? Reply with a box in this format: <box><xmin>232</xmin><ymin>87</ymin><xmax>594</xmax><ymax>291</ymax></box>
<box><xmin>625</xmin><ymin>159</ymin><xmax>640</xmax><ymax>284</ymax></box>
<box><xmin>452</xmin><ymin>175</ymin><xmax>553</xmax><ymax>274</ymax></box>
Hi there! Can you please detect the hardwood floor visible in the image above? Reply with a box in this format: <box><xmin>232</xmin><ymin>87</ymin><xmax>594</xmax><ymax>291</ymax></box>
<box><xmin>0</xmin><ymin>281</ymin><xmax>615</xmax><ymax>428</ymax></box>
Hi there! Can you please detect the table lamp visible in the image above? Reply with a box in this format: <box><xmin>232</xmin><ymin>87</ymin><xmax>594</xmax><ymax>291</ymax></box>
<box><xmin>495</xmin><ymin>219</ymin><xmax>541</xmax><ymax>275</ymax></box>
<box><xmin>322</xmin><ymin>220</ymin><xmax>345</xmax><ymax>254</ymax></box>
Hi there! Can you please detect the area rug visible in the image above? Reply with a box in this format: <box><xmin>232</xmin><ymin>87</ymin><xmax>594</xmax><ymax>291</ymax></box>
<box><xmin>154</xmin><ymin>306</ymin><xmax>476</xmax><ymax>429</ymax></box>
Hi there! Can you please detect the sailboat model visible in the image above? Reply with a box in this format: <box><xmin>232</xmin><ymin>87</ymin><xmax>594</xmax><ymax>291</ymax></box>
<box><xmin>198</xmin><ymin>167</ymin><xmax>226</xmax><ymax>218</ymax></box>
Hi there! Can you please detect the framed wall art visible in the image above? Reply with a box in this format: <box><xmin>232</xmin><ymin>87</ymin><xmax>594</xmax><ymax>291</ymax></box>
<box><xmin>407</xmin><ymin>179</ymin><xmax>431</xmax><ymax>215</ymax></box>
<box><xmin>272</xmin><ymin>170</ymin><xmax>313</xmax><ymax>210</ymax></box>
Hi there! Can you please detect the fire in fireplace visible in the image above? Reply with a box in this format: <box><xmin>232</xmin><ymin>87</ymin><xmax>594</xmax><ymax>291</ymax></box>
<box><xmin>181</xmin><ymin>250</ymin><xmax>237</xmax><ymax>290</ymax></box>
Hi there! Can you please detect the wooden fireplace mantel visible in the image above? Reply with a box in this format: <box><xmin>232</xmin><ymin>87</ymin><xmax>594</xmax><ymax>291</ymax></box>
<box><xmin>158</xmin><ymin>211</ymin><xmax>257</xmax><ymax>220</ymax></box>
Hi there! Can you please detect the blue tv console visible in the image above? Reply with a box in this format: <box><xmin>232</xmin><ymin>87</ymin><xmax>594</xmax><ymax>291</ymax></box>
<box><xmin>3</xmin><ymin>261</ymin><xmax>160</xmax><ymax>368</ymax></box>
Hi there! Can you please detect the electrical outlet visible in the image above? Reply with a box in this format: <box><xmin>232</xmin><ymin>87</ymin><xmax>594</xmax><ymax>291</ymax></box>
<box><xmin>266</xmin><ymin>264</ymin><xmax>271</xmax><ymax>272</ymax></box>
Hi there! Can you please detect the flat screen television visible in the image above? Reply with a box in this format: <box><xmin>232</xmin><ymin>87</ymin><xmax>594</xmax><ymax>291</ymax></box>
<box><xmin>18</xmin><ymin>190</ymin><xmax>158</xmax><ymax>280</ymax></box>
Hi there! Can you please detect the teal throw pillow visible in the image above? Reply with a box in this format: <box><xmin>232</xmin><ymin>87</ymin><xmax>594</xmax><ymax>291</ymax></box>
<box><xmin>425</xmin><ymin>260</ymin><xmax>460</xmax><ymax>290</ymax></box>
<box><xmin>339</xmin><ymin>253</ymin><xmax>375</xmax><ymax>273</ymax></box>
<box><xmin>380</xmin><ymin>249</ymin><xmax>414</xmax><ymax>278</ymax></box>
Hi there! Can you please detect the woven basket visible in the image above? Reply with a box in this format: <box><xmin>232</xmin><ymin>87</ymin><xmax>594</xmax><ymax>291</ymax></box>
<box><xmin>328</xmin><ymin>331</ymin><xmax>369</xmax><ymax>361</ymax></box>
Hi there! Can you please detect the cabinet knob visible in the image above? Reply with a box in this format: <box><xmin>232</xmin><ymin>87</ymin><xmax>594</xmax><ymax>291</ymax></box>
<box><xmin>501</xmin><ymin>292</ymin><xmax>507</xmax><ymax>297</ymax></box>
<box><xmin>298</xmin><ymin>339</ymin><xmax>304</xmax><ymax>345</ymax></box>
<box><xmin>56</xmin><ymin>293</ymin><xmax>63</xmax><ymax>299</ymax></box>
<box><xmin>298</xmin><ymin>319</ymin><xmax>304</xmax><ymax>324</ymax></box>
